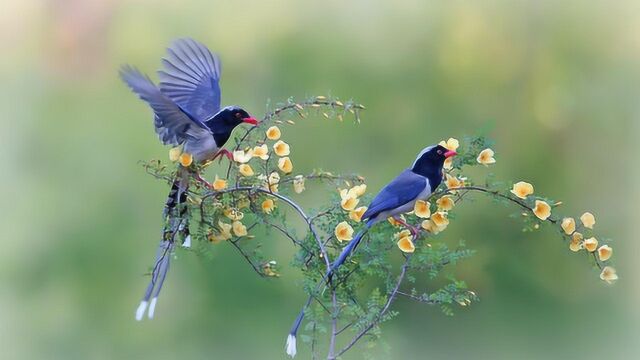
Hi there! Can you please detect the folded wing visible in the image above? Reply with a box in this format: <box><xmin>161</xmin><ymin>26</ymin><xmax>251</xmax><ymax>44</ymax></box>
<box><xmin>362</xmin><ymin>170</ymin><xmax>428</xmax><ymax>221</ymax></box>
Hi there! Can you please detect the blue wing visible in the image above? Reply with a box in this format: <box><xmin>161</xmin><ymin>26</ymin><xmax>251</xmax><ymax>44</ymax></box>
<box><xmin>158</xmin><ymin>38</ymin><xmax>222</xmax><ymax>123</ymax></box>
<box><xmin>362</xmin><ymin>169</ymin><xmax>428</xmax><ymax>221</ymax></box>
<box><xmin>120</xmin><ymin>65</ymin><xmax>211</xmax><ymax>146</ymax></box>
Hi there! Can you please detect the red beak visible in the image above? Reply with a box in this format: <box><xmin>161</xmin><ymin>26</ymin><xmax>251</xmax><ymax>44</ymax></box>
<box><xmin>243</xmin><ymin>117</ymin><xmax>259</xmax><ymax>125</ymax></box>
<box><xmin>444</xmin><ymin>150</ymin><xmax>457</xmax><ymax>158</ymax></box>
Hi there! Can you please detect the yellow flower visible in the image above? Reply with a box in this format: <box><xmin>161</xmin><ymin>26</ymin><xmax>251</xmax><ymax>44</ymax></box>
<box><xmin>278</xmin><ymin>157</ymin><xmax>293</xmax><ymax>174</ymax></box>
<box><xmin>335</xmin><ymin>221</ymin><xmax>354</xmax><ymax>242</ymax></box>
<box><xmin>394</xmin><ymin>229</ymin><xmax>412</xmax><ymax>240</ymax></box>
<box><xmin>233</xmin><ymin>149</ymin><xmax>254</xmax><ymax>163</ymax></box>
<box><xmin>349</xmin><ymin>206</ymin><xmax>368</xmax><ymax>222</ymax></box>
<box><xmin>238</xmin><ymin>164</ymin><xmax>254</xmax><ymax>176</ymax></box>
<box><xmin>293</xmin><ymin>175</ymin><xmax>305</xmax><ymax>193</ymax></box>
<box><xmin>273</xmin><ymin>140</ymin><xmax>290</xmax><ymax>156</ymax></box>
<box><xmin>388</xmin><ymin>215</ymin><xmax>406</xmax><ymax>227</ymax></box>
<box><xmin>597</xmin><ymin>245</ymin><xmax>613</xmax><ymax>261</ymax></box>
<box><xmin>210</xmin><ymin>220</ymin><xmax>233</xmax><ymax>242</ymax></box>
<box><xmin>583</xmin><ymin>237</ymin><xmax>598</xmax><ymax>252</ymax></box>
<box><xmin>421</xmin><ymin>219</ymin><xmax>445</xmax><ymax>234</ymax></box>
<box><xmin>599</xmin><ymin>266</ymin><xmax>618</xmax><ymax>284</ymax></box>
<box><xmin>208</xmin><ymin>232</ymin><xmax>226</xmax><ymax>244</ymax></box>
<box><xmin>569</xmin><ymin>237</ymin><xmax>582</xmax><ymax>252</ymax></box>
<box><xmin>414</xmin><ymin>200</ymin><xmax>431</xmax><ymax>219</ymax></box>
<box><xmin>439</xmin><ymin>138</ymin><xmax>460</xmax><ymax>151</ymax></box>
<box><xmin>431</xmin><ymin>212</ymin><xmax>449</xmax><ymax>228</ymax></box>
<box><xmin>232</xmin><ymin>221</ymin><xmax>248</xmax><ymax>237</ymax></box>
<box><xmin>212</xmin><ymin>175</ymin><xmax>227</xmax><ymax>190</ymax></box>
<box><xmin>252</xmin><ymin>144</ymin><xmax>269</xmax><ymax>160</ymax></box>
<box><xmin>445</xmin><ymin>174</ymin><xmax>463</xmax><ymax>190</ymax></box>
<box><xmin>476</xmin><ymin>148</ymin><xmax>496</xmax><ymax>165</ymax></box>
<box><xmin>561</xmin><ymin>217</ymin><xmax>575</xmax><ymax>235</ymax></box>
<box><xmin>580</xmin><ymin>212</ymin><xmax>596</xmax><ymax>229</ymax></box>
<box><xmin>533</xmin><ymin>200</ymin><xmax>551</xmax><ymax>220</ymax></box>
<box><xmin>224</xmin><ymin>208</ymin><xmax>244</xmax><ymax>221</ymax></box>
<box><xmin>443</xmin><ymin>157</ymin><xmax>453</xmax><ymax>170</ymax></box>
<box><xmin>436</xmin><ymin>196</ymin><xmax>455</xmax><ymax>211</ymax></box>
<box><xmin>266</xmin><ymin>126</ymin><xmax>281</xmax><ymax>140</ymax></box>
<box><xmin>179</xmin><ymin>153</ymin><xmax>193</xmax><ymax>167</ymax></box>
<box><xmin>510</xmin><ymin>181</ymin><xmax>534</xmax><ymax>199</ymax></box>
<box><xmin>262</xmin><ymin>198</ymin><xmax>276</xmax><ymax>213</ymax></box>
<box><xmin>341</xmin><ymin>196</ymin><xmax>359</xmax><ymax>211</ymax></box>
<box><xmin>350</xmin><ymin>184</ymin><xmax>367</xmax><ymax>197</ymax></box>
<box><xmin>169</xmin><ymin>147</ymin><xmax>182</xmax><ymax>162</ymax></box>
<box><xmin>397</xmin><ymin>236</ymin><xmax>415</xmax><ymax>253</ymax></box>
<box><xmin>339</xmin><ymin>188</ymin><xmax>360</xmax><ymax>211</ymax></box>
<box><xmin>267</xmin><ymin>172</ymin><xmax>280</xmax><ymax>192</ymax></box>
<box><xmin>569</xmin><ymin>232</ymin><xmax>584</xmax><ymax>252</ymax></box>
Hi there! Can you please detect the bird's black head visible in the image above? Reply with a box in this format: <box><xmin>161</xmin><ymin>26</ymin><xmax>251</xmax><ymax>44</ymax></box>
<box><xmin>207</xmin><ymin>106</ymin><xmax>259</xmax><ymax>128</ymax></box>
<box><xmin>411</xmin><ymin>145</ymin><xmax>457</xmax><ymax>178</ymax></box>
<box><xmin>205</xmin><ymin>106</ymin><xmax>258</xmax><ymax>146</ymax></box>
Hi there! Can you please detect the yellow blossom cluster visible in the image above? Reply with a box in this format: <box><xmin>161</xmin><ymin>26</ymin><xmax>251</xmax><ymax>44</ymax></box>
<box><xmin>560</xmin><ymin>212</ymin><xmax>616</xmax><ymax>283</ymax></box>
<box><xmin>339</xmin><ymin>184</ymin><xmax>367</xmax><ymax>212</ymax></box>
<box><xmin>332</xmin><ymin>184</ymin><xmax>368</xmax><ymax>243</ymax></box>
<box><xmin>168</xmin><ymin>146</ymin><xmax>194</xmax><ymax>167</ymax></box>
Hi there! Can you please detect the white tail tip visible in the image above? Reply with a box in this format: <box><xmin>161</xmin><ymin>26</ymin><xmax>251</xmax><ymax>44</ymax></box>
<box><xmin>135</xmin><ymin>301</ymin><xmax>148</xmax><ymax>321</ymax></box>
<box><xmin>182</xmin><ymin>235</ymin><xmax>191</xmax><ymax>248</ymax></box>
<box><xmin>285</xmin><ymin>334</ymin><xmax>297</xmax><ymax>358</ymax></box>
<box><xmin>148</xmin><ymin>297</ymin><xmax>157</xmax><ymax>319</ymax></box>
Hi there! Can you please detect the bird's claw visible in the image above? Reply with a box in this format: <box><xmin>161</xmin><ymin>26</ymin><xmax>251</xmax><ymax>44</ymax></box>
<box><xmin>195</xmin><ymin>173</ymin><xmax>214</xmax><ymax>189</ymax></box>
<box><xmin>212</xmin><ymin>149</ymin><xmax>234</xmax><ymax>164</ymax></box>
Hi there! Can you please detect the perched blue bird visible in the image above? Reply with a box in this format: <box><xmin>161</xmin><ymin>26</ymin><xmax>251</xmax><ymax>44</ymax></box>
<box><xmin>285</xmin><ymin>144</ymin><xmax>457</xmax><ymax>357</ymax></box>
<box><xmin>120</xmin><ymin>38</ymin><xmax>258</xmax><ymax>321</ymax></box>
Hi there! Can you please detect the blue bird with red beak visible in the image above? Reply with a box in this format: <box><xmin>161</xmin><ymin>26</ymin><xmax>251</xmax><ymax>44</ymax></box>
<box><xmin>285</xmin><ymin>144</ymin><xmax>457</xmax><ymax>357</ymax></box>
<box><xmin>120</xmin><ymin>38</ymin><xmax>258</xmax><ymax>321</ymax></box>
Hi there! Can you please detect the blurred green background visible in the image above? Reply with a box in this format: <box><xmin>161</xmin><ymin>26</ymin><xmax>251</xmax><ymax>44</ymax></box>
<box><xmin>1</xmin><ymin>0</ymin><xmax>638</xmax><ymax>359</ymax></box>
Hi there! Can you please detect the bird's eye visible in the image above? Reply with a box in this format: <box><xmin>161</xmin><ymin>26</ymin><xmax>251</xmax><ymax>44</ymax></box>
<box><xmin>235</xmin><ymin>113</ymin><xmax>241</xmax><ymax>118</ymax></box>
<box><xmin>437</xmin><ymin>150</ymin><xmax>442</xmax><ymax>155</ymax></box>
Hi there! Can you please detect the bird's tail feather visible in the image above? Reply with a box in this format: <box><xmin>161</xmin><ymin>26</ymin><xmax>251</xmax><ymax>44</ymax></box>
<box><xmin>136</xmin><ymin>169</ymin><xmax>190</xmax><ymax>321</ymax></box>
<box><xmin>285</xmin><ymin>220</ymin><xmax>373</xmax><ymax>357</ymax></box>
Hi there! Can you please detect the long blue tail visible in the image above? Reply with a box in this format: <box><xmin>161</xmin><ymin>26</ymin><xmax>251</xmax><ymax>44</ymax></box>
<box><xmin>285</xmin><ymin>220</ymin><xmax>373</xmax><ymax>357</ymax></box>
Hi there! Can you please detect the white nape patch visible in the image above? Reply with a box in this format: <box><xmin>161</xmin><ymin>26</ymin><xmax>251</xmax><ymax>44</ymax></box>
<box><xmin>182</xmin><ymin>235</ymin><xmax>191</xmax><ymax>248</ymax></box>
<box><xmin>135</xmin><ymin>301</ymin><xmax>148</xmax><ymax>321</ymax></box>
<box><xmin>285</xmin><ymin>334</ymin><xmax>297</xmax><ymax>358</ymax></box>
<box><xmin>148</xmin><ymin>297</ymin><xmax>158</xmax><ymax>319</ymax></box>
<box><xmin>412</xmin><ymin>145</ymin><xmax>436</xmax><ymax>168</ymax></box>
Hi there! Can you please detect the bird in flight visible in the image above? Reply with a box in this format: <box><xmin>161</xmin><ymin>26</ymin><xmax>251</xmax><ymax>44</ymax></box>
<box><xmin>120</xmin><ymin>38</ymin><xmax>258</xmax><ymax>321</ymax></box>
<box><xmin>285</xmin><ymin>144</ymin><xmax>457</xmax><ymax>357</ymax></box>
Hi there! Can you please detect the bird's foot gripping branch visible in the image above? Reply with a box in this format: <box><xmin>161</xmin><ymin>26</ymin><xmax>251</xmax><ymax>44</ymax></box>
<box><xmin>140</xmin><ymin>97</ymin><xmax>616</xmax><ymax>359</ymax></box>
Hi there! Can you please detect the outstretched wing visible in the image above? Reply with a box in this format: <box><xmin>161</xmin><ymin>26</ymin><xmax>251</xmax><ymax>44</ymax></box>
<box><xmin>362</xmin><ymin>169</ymin><xmax>428</xmax><ymax>221</ymax></box>
<box><xmin>120</xmin><ymin>65</ymin><xmax>211</xmax><ymax>146</ymax></box>
<box><xmin>158</xmin><ymin>38</ymin><xmax>222</xmax><ymax>122</ymax></box>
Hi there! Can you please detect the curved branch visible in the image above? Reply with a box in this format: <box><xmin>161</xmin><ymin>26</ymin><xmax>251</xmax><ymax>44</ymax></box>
<box><xmin>200</xmin><ymin>186</ymin><xmax>333</xmax><ymax>272</ymax></box>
